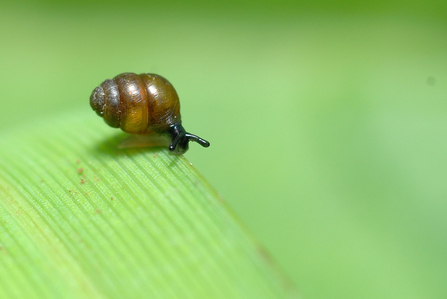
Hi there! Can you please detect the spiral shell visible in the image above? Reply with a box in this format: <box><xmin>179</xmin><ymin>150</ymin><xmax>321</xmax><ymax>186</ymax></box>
<box><xmin>90</xmin><ymin>72</ymin><xmax>209</xmax><ymax>154</ymax></box>
<box><xmin>90</xmin><ymin>73</ymin><xmax>181</xmax><ymax>134</ymax></box>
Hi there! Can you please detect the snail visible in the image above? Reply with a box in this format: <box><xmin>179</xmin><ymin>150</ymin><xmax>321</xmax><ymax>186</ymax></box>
<box><xmin>90</xmin><ymin>73</ymin><xmax>210</xmax><ymax>154</ymax></box>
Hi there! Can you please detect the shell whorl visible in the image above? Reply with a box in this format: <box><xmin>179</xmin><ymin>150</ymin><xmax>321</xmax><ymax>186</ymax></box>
<box><xmin>90</xmin><ymin>86</ymin><xmax>105</xmax><ymax>116</ymax></box>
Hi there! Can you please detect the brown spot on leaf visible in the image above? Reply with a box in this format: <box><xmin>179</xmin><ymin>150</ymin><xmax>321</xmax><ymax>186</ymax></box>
<box><xmin>77</xmin><ymin>168</ymin><xmax>83</xmax><ymax>174</ymax></box>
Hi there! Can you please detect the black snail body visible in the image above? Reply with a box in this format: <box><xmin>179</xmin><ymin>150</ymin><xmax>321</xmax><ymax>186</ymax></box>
<box><xmin>90</xmin><ymin>73</ymin><xmax>210</xmax><ymax>155</ymax></box>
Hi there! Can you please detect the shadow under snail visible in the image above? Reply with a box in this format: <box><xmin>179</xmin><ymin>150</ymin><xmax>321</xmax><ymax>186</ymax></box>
<box><xmin>90</xmin><ymin>73</ymin><xmax>210</xmax><ymax>155</ymax></box>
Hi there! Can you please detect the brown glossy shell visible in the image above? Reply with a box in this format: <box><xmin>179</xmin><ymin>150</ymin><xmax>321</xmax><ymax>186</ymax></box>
<box><xmin>90</xmin><ymin>73</ymin><xmax>181</xmax><ymax>134</ymax></box>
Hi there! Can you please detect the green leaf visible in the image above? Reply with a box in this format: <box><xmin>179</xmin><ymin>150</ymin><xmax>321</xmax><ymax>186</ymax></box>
<box><xmin>0</xmin><ymin>110</ymin><xmax>297</xmax><ymax>299</ymax></box>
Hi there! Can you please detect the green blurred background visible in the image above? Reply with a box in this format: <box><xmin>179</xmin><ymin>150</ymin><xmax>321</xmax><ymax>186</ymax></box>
<box><xmin>1</xmin><ymin>0</ymin><xmax>446</xmax><ymax>298</ymax></box>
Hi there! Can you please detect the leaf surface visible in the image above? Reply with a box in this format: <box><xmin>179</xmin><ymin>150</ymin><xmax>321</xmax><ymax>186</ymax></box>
<box><xmin>0</xmin><ymin>111</ymin><xmax>296</xmax><ymax>299</ymax></box>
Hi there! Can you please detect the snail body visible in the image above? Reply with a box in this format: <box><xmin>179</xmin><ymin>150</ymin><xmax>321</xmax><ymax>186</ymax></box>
<box><xmin>90</xmin><ymin>73</ymin><xmax>209</xmax><ymax>154</ymax></box>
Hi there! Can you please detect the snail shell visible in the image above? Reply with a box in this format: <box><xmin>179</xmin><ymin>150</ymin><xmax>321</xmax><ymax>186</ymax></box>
<box><xmin>90</xmin><ymin>73</ymin><xmax>209</xmax><ymax>154</ymax></box>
